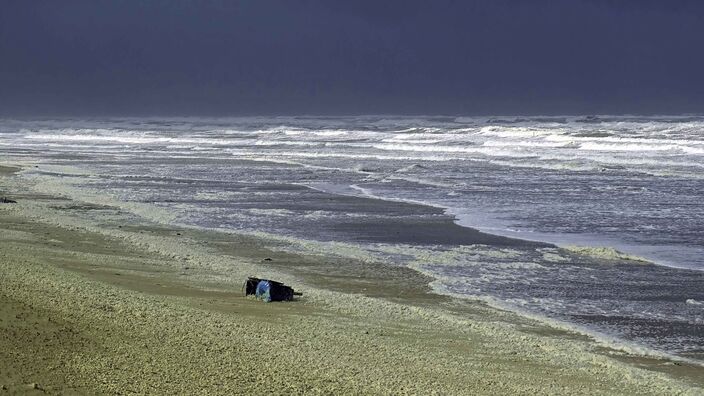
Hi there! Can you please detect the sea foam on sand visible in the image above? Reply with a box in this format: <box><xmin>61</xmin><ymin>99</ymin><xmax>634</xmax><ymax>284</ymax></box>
<box><xmin>563</xmin><ymin>245</ymin><xmax>652</xmax><ymax>264</ymax></box>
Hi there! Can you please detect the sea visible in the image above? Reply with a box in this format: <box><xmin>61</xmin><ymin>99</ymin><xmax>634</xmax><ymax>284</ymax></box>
<box><xmin>1</xmin><ymin>115</ymin><xmax>702</xmax><ymax>363</ymax></box>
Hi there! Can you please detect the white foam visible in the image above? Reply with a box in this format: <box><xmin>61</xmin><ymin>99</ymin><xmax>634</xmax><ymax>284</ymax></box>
<box><xmin>481</xmin><ymin>140</ymin><xmax>576</xmax><ymax>148</ymax></box>
<box><xmin>579</xmin><ymin>142</ymin><xmax>696</xmax><ymax>153</ymax></box>
<box><xmin>563</xmin><ymin>245</ymin><xmax>652</xmax><ymax>264</ymax></box>
<box><xmin>24</xmin><ymin>133</ymin><xmax>239</xmax><ymax>146</ymax></box>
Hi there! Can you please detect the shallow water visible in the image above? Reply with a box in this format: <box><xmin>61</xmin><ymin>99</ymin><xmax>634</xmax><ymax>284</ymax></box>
<box><xmin>1</xmin><ymin>115</ymin><xmax>702</xmax><ymax>362</ymax></box>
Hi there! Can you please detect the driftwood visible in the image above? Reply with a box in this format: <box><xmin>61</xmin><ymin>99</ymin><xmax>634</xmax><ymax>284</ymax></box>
<box><xmin>1</xmin><ymin>197</ymin><xmax>17</xmax><ymax>204</ymax></box>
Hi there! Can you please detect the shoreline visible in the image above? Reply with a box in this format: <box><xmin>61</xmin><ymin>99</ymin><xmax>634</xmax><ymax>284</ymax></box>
<box><xmin>341</xmin><ymin>180</ymin><xmax>691</xmax><ymax>271</ymax></box>
<box><xmin>2</xmin><ymin>163</ymin><xmax>703</xmax><ymax>394</ymax></box>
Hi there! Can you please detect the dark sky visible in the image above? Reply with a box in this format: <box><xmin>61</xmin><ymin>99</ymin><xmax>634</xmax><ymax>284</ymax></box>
<box><xmin>1</xmin><ymin>0</ymin><xmax>703</xmax><ymax>116</ymax></box>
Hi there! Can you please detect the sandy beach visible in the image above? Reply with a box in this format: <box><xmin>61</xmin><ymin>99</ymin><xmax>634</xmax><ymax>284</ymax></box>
<box><xmin>1</xmin><ymin>163</ymin><xmax>702</xmax><ymax>395</ymax></box>
<box><xmin>5</xmin><ymin>0</ymin><xmax>704</xmax><ymax>393</ymax></box>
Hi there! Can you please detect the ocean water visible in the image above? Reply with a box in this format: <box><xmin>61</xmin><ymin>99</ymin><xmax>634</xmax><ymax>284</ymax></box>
<box><xmin>1</xmin><ymin>116</ymin><xmax>702</xmax><ymax>362</ymax></box>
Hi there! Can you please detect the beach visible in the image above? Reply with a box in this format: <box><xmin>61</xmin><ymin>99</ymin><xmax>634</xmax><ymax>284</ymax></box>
<box><xmin>4</xmin><ymin>0</ymin><xmax>704</xmax><ymax>392</ymax></box>
<box><xmin>2</xmin><ymin>161</ymin><xmax>703</xmax><ymax>394</ymax></box>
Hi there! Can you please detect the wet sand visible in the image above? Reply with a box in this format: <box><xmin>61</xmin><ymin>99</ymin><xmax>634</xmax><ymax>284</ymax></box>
<box><xmin>1</xmin><ymin>163</ymin><xmax>703</xmax><ymax>394</ymax></box>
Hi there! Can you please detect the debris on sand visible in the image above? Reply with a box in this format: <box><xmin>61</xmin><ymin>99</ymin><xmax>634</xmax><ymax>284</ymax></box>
<box><xmin>243</xmin><ymin>277</ymin><xmax>302</xmax><ymax>302</ymax></box>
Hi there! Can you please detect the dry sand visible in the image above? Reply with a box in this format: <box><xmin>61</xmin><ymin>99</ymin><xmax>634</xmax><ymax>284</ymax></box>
<box><xmin>1</xmin><ymin>163</ymin><xmax>703</xmax><ymax>395</ymax></box>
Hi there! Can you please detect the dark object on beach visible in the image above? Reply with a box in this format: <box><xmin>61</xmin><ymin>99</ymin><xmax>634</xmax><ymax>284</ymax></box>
<box><xmin>1</xmin><ymin>197</ymin><xmax>17</xmax><ymax>204</ymax></box>
<box><xmin>263</xmin><ymin>257</ymin><xmax>272</xmax><ymax>261</ymax></box>
<box><xmin>243</xmin><ymin>277</ymin><xmax>302</xmax><ymax>302</ymax></box>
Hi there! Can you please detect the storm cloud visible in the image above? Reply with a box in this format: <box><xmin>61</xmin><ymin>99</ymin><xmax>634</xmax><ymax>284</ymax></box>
<box><xmin>1</xmin><ymin>0</ymin><xmax>703</xmax><ymax>116</ymax></box>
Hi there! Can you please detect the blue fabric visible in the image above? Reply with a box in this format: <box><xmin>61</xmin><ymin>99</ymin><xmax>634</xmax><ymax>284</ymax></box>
<box><xmin>255</xmin><ymin>280</ymin><xmax>272</xmax><ymax>302</ymax></box>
